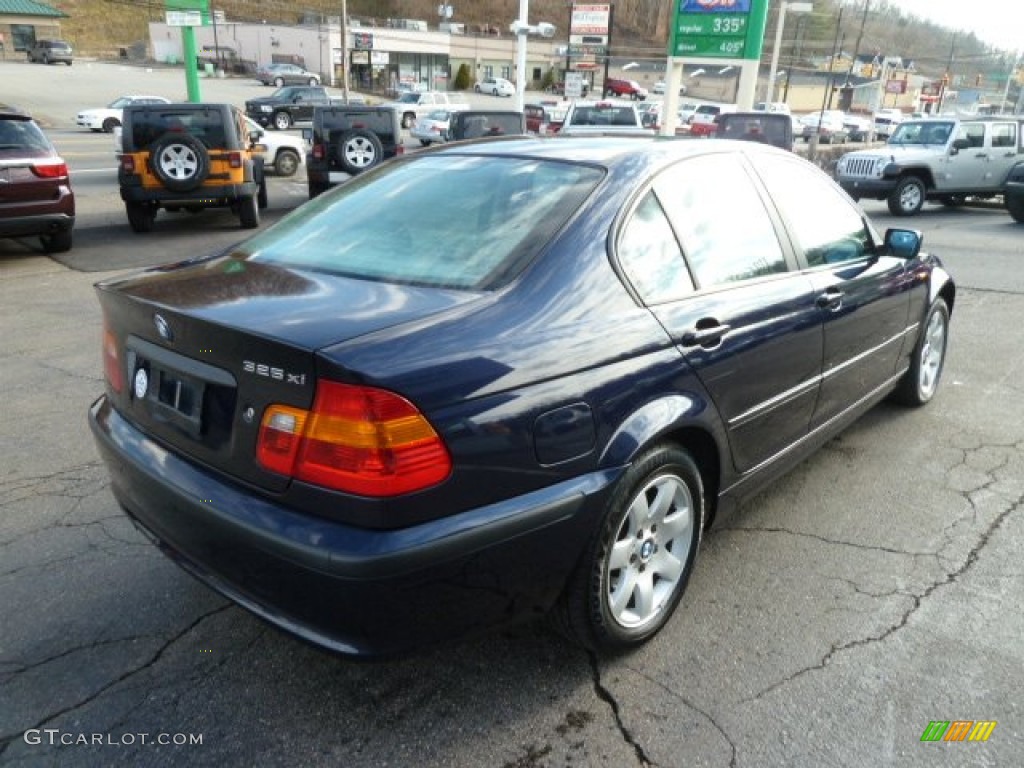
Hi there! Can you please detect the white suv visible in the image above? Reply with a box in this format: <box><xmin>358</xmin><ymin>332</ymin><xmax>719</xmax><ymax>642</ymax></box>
<box><xmin>836</xmin><ymin>116</ymin><xmax>1024</xmax><ymax>215</ymax></box>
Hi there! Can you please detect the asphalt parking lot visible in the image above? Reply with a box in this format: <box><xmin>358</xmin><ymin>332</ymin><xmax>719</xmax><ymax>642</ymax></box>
<box><xmin>1</xmin><ymin>60</ymin><xmax>1023</xmax><ymax>767</ymax></box>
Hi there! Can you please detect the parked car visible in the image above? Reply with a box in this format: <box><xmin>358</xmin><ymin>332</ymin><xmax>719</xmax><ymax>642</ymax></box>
<box><xmin>688</xmin><ymin>103</ymin><xmax>736</xmax><ymax>137</ymax></box>
<box><xmin>475</xmin><ymin>77</ymin><xmax>515</xmax><ymax>97</ymax></box>
<box><xmin>800</xmin><ymin>111</ymin><xmax>849</xmax><ymax>143</ymax></box>
<box><xmin>90</xmin><ymin>136</ymin><xmax>954</xmax><ymax>658</ymax></box>
<box><xmin>27</xmin><ymin>39</ymin><xmax>73</xmax><ymax>66</ymax></box>
<box><xmin>0</xmin><ymin>104</ymin><xmax>75</xmax><ymax>252</ymax></box>
<box><xmin>255</xmin><ymin>62</ymin><xmax>320</xmax><ymax>87</ymax></box>
<box><xmin>603</xmin><ymin>78</ymin><xmax>648</xmax><ymax>101</ymax></box>
<box><xmin>446</xmin><ymin>110</ymin><xmax>526</xmax><ymax>141</ymax></box>
<box><xmin>652</xmin><ymin>80</ymin><xmax>666</xmax><ymax>95</ymax></box>
<box><xmin>716</xmin><ymin>112</ymin><xmax>794</xmax><ymax>150</ymax></box>
<box><xmin>305</xmin><ymin>105</ymin><xmax>404</xmax><ymax>197</ymax></box>
<box><xmin>559</xmin><ymin>101</ymin><xmax>648</xmax><ymax>136</ymax></box>
<box><xmin>245</xmin><ymin>117</ymin><xmax>305</xmax><ymax>177</ymax></box>
<box><xmin>524</xmin><ymin>103</ymin><xmax>568</xmax><ymax>135</ymax></box>
<box><xmin>842</xmin><ymin>113</ymin><xmax>873</xmax><ymax>142</ymax></box>
<box><xmin>76</xmin><ymin>95</ymin><xmax>172</xmax><ymax>133</ymax></box>
<box><xmin>410</xmin><ymin>109</ymin><xmax>453</xmax><ymax>145</ymax></box>
<box><xmin>873</xmin><ymin>108</ymin><xmax>905</xmax><ymax>139</ymax></box>
<box><xmin>117</xmin><ymin>102</ymin><xmax>266</xmax><ymax>231</ymax></box>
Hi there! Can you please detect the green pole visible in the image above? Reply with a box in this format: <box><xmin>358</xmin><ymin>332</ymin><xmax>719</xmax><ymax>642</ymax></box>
<box><xmin>182</xmin><ymin>25</ymin><xmax>202</xmax><ymax>102</ymax></box>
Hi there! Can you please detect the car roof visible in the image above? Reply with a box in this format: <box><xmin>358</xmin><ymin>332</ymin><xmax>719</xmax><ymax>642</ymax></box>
<box><xmin>427</xmin><ymin>134</ymin><xmax>785</xmax><ymax>170</ymax></box>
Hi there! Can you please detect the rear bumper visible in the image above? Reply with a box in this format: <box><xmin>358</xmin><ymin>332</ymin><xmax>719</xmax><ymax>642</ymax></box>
<box><xmin>119</xmin><ymin>181</ymin><xmax>259</xmax><ymax>206</ymax></box>
<box><xmin>0</xmin><ymin>211</ymin><xmax>75</xmax><ymax>238</ymax></box>
<box><xmin>89</xmin><ymin>395</ymin><xmax>614</xmax><ymax>657</ymax></box>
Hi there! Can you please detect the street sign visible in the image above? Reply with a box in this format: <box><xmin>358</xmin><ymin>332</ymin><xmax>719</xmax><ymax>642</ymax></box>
<box><xmin>166</xmin><ymin>10</ymin><xmax>203</xmax><ymax>27</ymax></box>
<box><xmin>569</xmin><ymin>45</ymin><xmax>608</xmax><ymax>56</ymax></box>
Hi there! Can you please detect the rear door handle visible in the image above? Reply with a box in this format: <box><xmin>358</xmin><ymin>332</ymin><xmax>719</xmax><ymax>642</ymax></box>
<box><xmin>816</xmin><ymin>289</ymin><xmax>844</xmax><ymax>311</ymax></box>
<box><xmin>681</xmin><ymin>322</ymin><xmax>731</xmax><ymax>347</ymax></box>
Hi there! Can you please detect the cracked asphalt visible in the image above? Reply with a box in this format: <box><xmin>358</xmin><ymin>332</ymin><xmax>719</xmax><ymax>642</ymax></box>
<box><xmin>1</xmin><ymin>131</ymin><xmax>1022</xmax><ymax>767</ymax></box>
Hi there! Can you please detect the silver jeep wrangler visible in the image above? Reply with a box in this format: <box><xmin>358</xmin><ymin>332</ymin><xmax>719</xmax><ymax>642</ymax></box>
<box><xmin>836</xmin><ymin>116</ymin><xmax>1024</xmax><ymax>215</ymax></box>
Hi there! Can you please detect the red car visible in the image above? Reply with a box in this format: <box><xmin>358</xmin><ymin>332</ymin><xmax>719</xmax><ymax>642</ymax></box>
<box><xmin>525</xmin><ymin>102</ymin><xmax>568</xmax><ymax>135</ymax></box>
<box><xmin>0</xmin><ymin>105</ymin><xmax>75</xmax><ymax>252</ymax></box>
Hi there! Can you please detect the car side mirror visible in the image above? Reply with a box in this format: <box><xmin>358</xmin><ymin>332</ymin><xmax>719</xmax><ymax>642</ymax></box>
<box><xmin>250</xmin><ymin>129</ymin><xmax>264</xmax><ymax>142</ymax></box>
<box><xmin>883</xmin><ymin>228</ymin><xmax>922</xmax><ymax>259</ymax></box>
<box><xmin>301</xmin><ymin>128</ymin><xmax>313</xmax><ymax>141</ymax></box>
<box><xmin>951</xmin><ymin>138</ymin><xmax>969</xmax><ymax>154</ymax></box>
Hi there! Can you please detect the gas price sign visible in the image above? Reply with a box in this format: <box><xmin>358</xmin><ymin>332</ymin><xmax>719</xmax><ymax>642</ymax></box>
<box><xmin>670</xmin><ymin>0</ymin><xmax>755</xmax><ymax>59</ymax></box>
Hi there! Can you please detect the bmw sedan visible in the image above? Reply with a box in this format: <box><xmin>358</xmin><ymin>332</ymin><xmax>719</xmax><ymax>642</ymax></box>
<box><xmin>90</xmin><ymin>137</ymin><xmax>954</xmax><ymax>657</ymax></box>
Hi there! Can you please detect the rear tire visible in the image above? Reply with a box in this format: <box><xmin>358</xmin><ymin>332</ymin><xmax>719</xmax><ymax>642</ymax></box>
<box><xmin>553</xmin><ymin>444</ymin><xmax>704</xmax><ymax>653</ymax></box>
<box><xmin>273</xmin><ymin>111</ymin><xmax>292</xmax><ymax>130</ymax></box>
<box><xmin>126</xmin><ymin>202</ymin><xmax>156</xmax><ymax>233</ymax></box>
<box><xmin>102</xmin><ymin>117</ymin><xmax>120</xmax><ymax>133</ymax></box>
<box><xmin>257</xmin><ymin>180</ymin><xmax>268</xmax><ymax>210</ymax></box>
<box><xmin>239</xmin><ymin>195</ymin><xmax>260</xmax><ymax>228</ymax></box>
<box><xmin>1005</xmin><ymin>194</ymin><xmax>1024</xmax><ymax>223</ymax></box>
<box><xmin>308</xmin><ymin>182</ymin><xmax>329</xmax><ymax>199</ymax></box>
<box><xmin>273</xmin><ymin>148</ymin><xmax>300</xmax><ymax>177</ymax></box>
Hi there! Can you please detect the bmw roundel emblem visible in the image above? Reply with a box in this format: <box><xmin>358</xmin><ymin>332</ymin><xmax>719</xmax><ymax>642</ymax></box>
<box><xmin>154</xmin><ymin>313</ymin><xmax>173</xmax><ymax>342</ymax></box>
<box><xmin>133</xmin><ymin>368</ymin><xmax>149</xmax><ymax>400</ymax></box>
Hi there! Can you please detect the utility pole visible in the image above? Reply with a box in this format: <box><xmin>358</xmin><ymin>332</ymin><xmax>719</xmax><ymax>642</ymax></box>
<box><xmin>340</xmin><ymin>0</ymin><xmax>350</xmax><ymax>100</ymax></box>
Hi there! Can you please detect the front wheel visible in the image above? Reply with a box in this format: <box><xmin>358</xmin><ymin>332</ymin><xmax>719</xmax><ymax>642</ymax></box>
<box><xmin>893</xmin><ymin>298</ymin><xmax>950</xmax><ymax>406</ymax></box>
<box><xmin>273</xmin><ymin>111</ymin><xmax>292</xmax><ymax>130</ymax></box>
<box><xmin>274</xmin><ymin>148</ymin><xmax>300</xmax><ymax>177</ymax></box>
<box><xmin>887</xmin><ymin>176</ymin><xmax>926</xmax><ymax>216</ymax></box>
<box><xmin>553</xmin><ymin>445</ymin><xmax>704</xmax><ymax>652</ymax></box>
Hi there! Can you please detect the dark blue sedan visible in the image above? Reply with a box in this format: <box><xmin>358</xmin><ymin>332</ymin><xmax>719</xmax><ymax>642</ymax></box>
<box><xmin>89</xmin><ymin>136</ymin><xmax>954</xmax><ymax>657</ymax></box>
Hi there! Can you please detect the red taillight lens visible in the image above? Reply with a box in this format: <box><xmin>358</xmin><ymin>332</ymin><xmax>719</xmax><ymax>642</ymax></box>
<box><xmin>31</xmin><ymin>161</ymin><xmax>68</xmax><ymax>179</ymax></box>
<box><xmin>121</xmin><ymin>155</ymin><xmax>136</xmax><ymax>173</ymax></box>
<box><xmin>102</xmin><ymin>321</ymin><xmax>123</xmax><ymax>393</ymax></box>
<box><xmin>257</xmin><ymin>381</ymin><xmax>451</xmax><ymax>497</ymax></box>
<box><xmin>228</xmin><ymin>151</ymin><xmax>242</xmax><ymax>168</ymax></box>
<box><xmin>312</xmin><ymin>143</ymin><xmax>325</xmax><ymax>160</ymax></box>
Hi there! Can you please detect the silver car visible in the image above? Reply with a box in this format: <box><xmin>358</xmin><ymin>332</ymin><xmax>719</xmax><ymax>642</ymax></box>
<box><xmin>256</xmin><ymin>63</ymin><xmax>320</xmax><ymax>87</ymax></box>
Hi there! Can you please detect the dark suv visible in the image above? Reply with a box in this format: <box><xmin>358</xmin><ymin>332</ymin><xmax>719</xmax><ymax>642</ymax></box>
<box><xmin>28</xmin><ymin>39</ymin><xmax>73</xmax><ymax>66</ymax></box>
<box><xmin>305</xmin><ymin>106</ymin><xmax>402</xmax><ymax>197</ymax></box>
<box><xmin>0</xmin><ymin>105</ymin><xmax>75</xmax><ymax>253</ymax></box>
<box><xmin>603</xmin><ymin>78</ymin><xmax>648</xmax><ymax>101</ymax></box>
<box><xmin>118</xmin><ymin>103</ymin><xmax>265</xmax><ymax>231</ymax></box>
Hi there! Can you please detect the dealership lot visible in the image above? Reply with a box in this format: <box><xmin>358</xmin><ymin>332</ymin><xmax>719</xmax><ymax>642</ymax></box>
<box><xmin>1</xmin><ymin>60</ymin><xmax>1023</xmax><ymax>767</ymax></box>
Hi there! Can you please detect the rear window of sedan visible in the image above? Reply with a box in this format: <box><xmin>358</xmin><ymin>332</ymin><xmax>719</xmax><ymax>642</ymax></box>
<box><xmin>0</xmin><ymin>117</ymin><xmax>53</xmax><ymax>156</ymax></box>
<box><xmin>244</xmin><ymin>155</ymin><xmax>603</xmax><ymax>290</ymax></box>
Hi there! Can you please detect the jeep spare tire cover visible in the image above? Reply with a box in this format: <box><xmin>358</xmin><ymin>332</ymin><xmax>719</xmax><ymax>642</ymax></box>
<box><xmin>336</xmin><ymin>129</ymin><xmax>384</xmax><ymax>175</ymax></box>
<box><xmin>151</xmin><ymin>133</ymin><xmax>210</xmax><ymax>192</ymax></box>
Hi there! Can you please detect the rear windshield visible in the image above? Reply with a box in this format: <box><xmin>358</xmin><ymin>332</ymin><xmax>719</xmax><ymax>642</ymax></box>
<box><xmin>0</xmin><ymin>117</ymin><xmax>52</xmax><ymax>156</ymax></box>
<box><xmin>244</xmin><ymin>155</ymin><xmax>603</xmax><ymax>290</ymax></box>
<box><xmin>129</xmin><ymin>109</ymin><xmax>232</xmax><ymax>149</ymax></box>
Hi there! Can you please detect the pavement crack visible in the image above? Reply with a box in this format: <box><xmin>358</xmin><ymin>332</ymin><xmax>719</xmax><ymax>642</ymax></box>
<box><xmin>749</xmin><ymin>489</ymin><xmax>1022</xmax><ymax>702</ymax></box>
<box><xmin>716</xmin><ymin>525</ymin><xmax>934</xmax><ymax>558</ymax></box>
<box><xmin>588</xmin><ymin>651</ymin><xmax>654</xmax><ymax>767</ymax></box>
<box><xmin>0</xmin><ymin>603</ymin><xmax>233</xmax><ymax>756</ymax></box>
<box><xmin>626</xmin><ymin>666</ymin><xmax>737</xmax><ymax>768</ymax></box>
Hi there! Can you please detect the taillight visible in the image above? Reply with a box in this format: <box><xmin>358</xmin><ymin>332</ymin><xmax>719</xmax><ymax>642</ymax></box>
<box><xmin>31</xmin><ymin>161</ymin><xmax>68</xmax><ymax>179</ymax></box>
<box><xmin>257</xmin><ymin>380</ymin><xmax>451</xmax><ymax>497</ymax></box>
<box><xmin>395</xmin><ymin>145</ymin><xmax>404</xmax><ymax>156</ymax></box>
<box><xmin>312</xmin><ymin>143</ymin><xmax>325</xmax><ymax>160</ymax></box>
<box><xmin>228</xmin><ymin>152</ymin><xmax>242</xmax><ymax>168</ymax></box>
<box><xmin>120</xmin><ymin>155</ymin><xmax>136</xmax><ymax>173</ymax></box>
<box><xmin>102</xmin><ymin>320</ymin><xmax>123</xmax><ymax>393</ymax></box>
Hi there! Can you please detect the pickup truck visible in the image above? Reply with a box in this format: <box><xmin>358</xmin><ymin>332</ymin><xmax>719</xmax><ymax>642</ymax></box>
<box><xmin>245</xmin><ymin>86</ymin><xmax>364</xmax><ymax>131</ymax></box>
<box><xmin>557</xmin><ymin>101</ymin><xmax>651</xmax><ymax>136</ymax></box>
<box><xmin>383</xmin><ymin>91</ymin><xmax>469</xmax><ymax>129</ymax></box>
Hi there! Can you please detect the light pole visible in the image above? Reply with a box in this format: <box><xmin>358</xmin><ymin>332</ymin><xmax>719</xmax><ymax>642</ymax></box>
<box><xmin>511</xmin><ymin>4</ymin><xmax>556</xmax><ymax>112</ymax></box>
<box><xmin>765</xmin><ymin>1</ymin><xmax>812</xmax><ymax>104</ymax></box>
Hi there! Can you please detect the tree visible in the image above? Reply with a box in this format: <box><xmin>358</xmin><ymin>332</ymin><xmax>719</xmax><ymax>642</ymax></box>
<box><xmin>454</xmin><ymin>62</ymin><xmax>473</xmax><ymax>91</ymax></box>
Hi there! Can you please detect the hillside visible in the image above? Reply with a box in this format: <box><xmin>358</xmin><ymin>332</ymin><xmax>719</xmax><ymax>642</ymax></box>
<box><xmin>53</xmin><ymin>0</ymin><xmax>1013</xmax><ymax>83</ymax></box>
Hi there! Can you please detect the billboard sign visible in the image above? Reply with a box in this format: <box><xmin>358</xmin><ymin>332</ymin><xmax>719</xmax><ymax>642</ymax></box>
<box><xmin>571</xmin><ymin>4</ymin><xmax>610</xmax><ymax>35</ymax></box>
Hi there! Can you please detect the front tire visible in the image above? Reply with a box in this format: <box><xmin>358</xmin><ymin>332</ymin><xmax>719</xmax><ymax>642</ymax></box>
<box><xmin>893</xmin><ymin>298</ymin><xmax>949</xmax><ymax>406</ymax></box>
<box><xmin>554</xmin><ymin>445</ymin><xmax>704</xmax><ymax>652</ymax></box>
<box><xmin>887</xmin><ymin>176</ymin><xmax>926</xmax><ymax>216</ymax></box>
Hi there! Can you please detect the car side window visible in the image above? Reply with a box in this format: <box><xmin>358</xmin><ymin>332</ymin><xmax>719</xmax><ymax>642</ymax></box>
<box><xmin>654</xmin><ymin>153</ymin><xmax>787</xmax><ymax>288</ymax></box>
<box><xmin>617</xmin><ymin>191</ymin><xmax>693</xmax><ymax>304</ymax></box>
<box><xmin>956</xmin><ymin>123</ymin><xmax>985</xmax><ymax>148</ymax></box>
<box><xmin>752</xmin><ymin>154</ymin><xmax>871</xmax><ymax>268</ymax></box>
<box><xmin>991</xmin><ymin>122</ymin><xmax>1017</xmax><ymax>149</ymax></box>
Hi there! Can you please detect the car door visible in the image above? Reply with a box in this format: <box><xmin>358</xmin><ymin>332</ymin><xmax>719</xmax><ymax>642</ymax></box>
<box><xmin>616</xmin><ymin>152</ymin><xmax>823</xmax><ymax>474</ymax></box>
<box><xmin>945</xmin><ymin>121</ymin><xmax>993</xmax><ymax>189</ymax></box>
<box><xmin>749</xmin><ymin>152</ymin><xmax>914</xmax><ymax>429</ymax></box>
<box><xmin>988</xmin><ymin>120</ymin><xmax>1022</xmax><ymax>185</ymax></box>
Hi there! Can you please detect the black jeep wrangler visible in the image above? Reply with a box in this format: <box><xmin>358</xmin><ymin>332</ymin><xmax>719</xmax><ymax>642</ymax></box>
<box><xmin>118</xmin><ymin>103</ymin><xmax>266</xmax><ymax>232</ymax></box>
<box><xmin>305</xmin><ymin>106</ymin><xmax>402</xmax><ymax>198</ymax></box>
